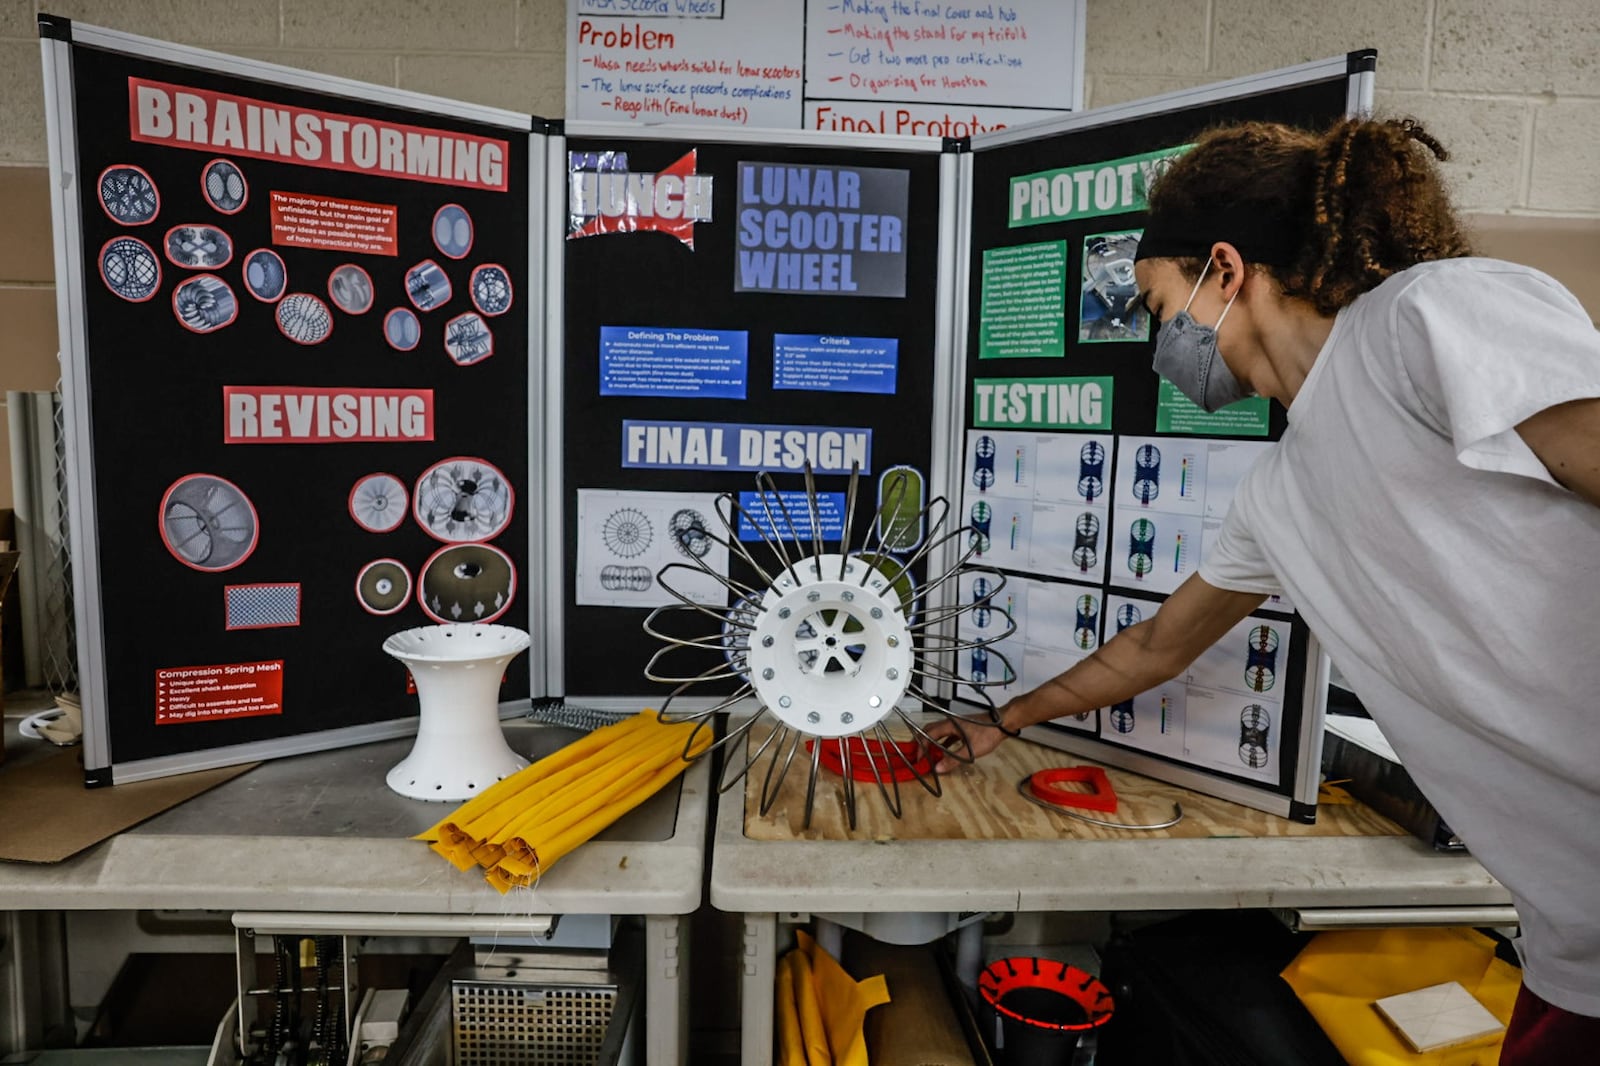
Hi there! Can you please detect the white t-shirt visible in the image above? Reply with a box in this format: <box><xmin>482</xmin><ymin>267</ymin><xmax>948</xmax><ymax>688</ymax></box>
<box><xmin>1199</xmin><ymin>258</ymin><xmax>1600</xmax><ymax>1016</ymax></box>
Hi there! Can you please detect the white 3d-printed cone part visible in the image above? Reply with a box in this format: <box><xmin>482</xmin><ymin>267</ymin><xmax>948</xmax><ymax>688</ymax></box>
<box><xmin>382</xmin><ymin>623</ymin><xmax>531</xmax><ymax>801</ymax></box>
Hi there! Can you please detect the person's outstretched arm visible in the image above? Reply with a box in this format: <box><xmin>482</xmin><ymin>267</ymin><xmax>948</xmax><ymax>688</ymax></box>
<box><xmin>928</xmin><ymin>574</ymin><xmax>1266</xmax><ymax>770</ymax></box>
<box><xmin>1518</xmin><ymin>397</ymin><xmax>1600</xmax><ymax>508</ymax></box>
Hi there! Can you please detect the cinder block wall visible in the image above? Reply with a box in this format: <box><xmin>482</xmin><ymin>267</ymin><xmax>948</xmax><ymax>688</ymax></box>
<box><xmin>0</xmin><ymin>0</ymin><xmax>1597</xmax><ymax>509</ymax></box>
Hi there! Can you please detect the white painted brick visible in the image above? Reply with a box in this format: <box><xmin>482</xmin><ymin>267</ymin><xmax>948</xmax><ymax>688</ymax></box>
<box><xmin>44</xmin><ymin>0</ymin><xmax>279</xmax><ymax>48</ymax></box>
<box><xmin>284</xmin><ymin>0</ymin><xmax>519</xmax><ymax>53</ymax></box>
<box><xmin>1089</xmin><ymin>73</ymin><xmax>1213</xmax><ymax>110</ymax></box>
<box><xmin>1375</xmin><ymin>90</ymin><xmax>1528</xmax><ymax>213</ymax></box>
<box><xmin>1529</xmin><ymin>100</ymin><xmax>1600</xmax><ymax>213</ymax></box>
<box><xmin>398</xmin><ymin>52</ymin><xmax>562</xmax><ymax>115</ymax></box>
<box><xmin>1</xmin><ymin>0</ymin><xmax>36</xmax><ymax>39</ymax></box>
<box><xmin>1211</xmin><ymin>0</ymin><xmax>1427</xmax><ymax>90</ymax></box>
<box><xmin>1085</xmin><ymin>0</ymin><xmax>1208</xmax><ymax>76</ymax></box>
<box><xmin>234</xmin><ymin>50</ymin><xmax>399</xmax><ymax>88</ymax></box>
<box><xmin>516</xmin><ymin>0</ymin><xmax>564</xmax><ymax>53</ymax></box>
<box><xmin>1433</xmin><ymin>0</ymin><xmax>1600</xmax><ymax>96</ymax></box>
<box><xmin>0</xmin><ymin>41</ymin><xmax>46</xmax><ymax>164</ymax></box>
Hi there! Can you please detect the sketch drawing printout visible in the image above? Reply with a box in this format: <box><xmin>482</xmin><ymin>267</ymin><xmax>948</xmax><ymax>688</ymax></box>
<box><xmin>576</xmin><ymin>489</ymin><xmax>730</xmax><ymax>608</ymax></box>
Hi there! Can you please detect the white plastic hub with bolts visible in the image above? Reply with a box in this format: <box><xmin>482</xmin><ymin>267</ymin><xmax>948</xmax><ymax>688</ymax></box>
<box><xmin>744</xmin><ymin>553</ymin><xmax>913</xmax><ymax>739</ymax></box>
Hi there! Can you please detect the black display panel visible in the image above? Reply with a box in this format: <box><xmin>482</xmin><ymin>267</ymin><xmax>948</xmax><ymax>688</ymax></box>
<box><xmin>958</xmin><ymin>66</ymin><xmax>1361</xmax><ymax>806</ymax></box>
<box><xmin>560</xmin><ymin>136</ymin><xmax>945</xmax><ymax>699</ymax></box>
<box><xmin>65</xmin><ymin>41</ymin><xmax>531</xmax><ymax>772</ymax></box>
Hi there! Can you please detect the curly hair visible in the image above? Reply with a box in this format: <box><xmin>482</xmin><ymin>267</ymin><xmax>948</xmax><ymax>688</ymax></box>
<box><xmin>1145</xmin><ymin>117</ymin><xmax>1473</xmax><ymax>314</ymax></box>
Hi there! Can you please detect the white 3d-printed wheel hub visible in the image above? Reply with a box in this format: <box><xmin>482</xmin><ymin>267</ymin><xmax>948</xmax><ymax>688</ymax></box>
<box><xmin>745</xmin><ymin>553</ymin><xmax>913</xmax><ymax>739</ymax></box>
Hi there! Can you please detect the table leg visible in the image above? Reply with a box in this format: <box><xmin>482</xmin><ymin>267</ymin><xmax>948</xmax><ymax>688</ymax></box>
<box><xmin>645</xmin><ymin>914</ymin><xmax>689</xmax><ymax>1066</ymax></box>
<box><xmin>740</xmin><ymin>913</ymin><xmax>777</xmax><ymax>1066</ymax></box>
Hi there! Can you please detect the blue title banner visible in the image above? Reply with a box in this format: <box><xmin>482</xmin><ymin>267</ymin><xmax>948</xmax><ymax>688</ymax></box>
<box><xmin>737</xmin><ymin>491</ymin><xmax>846</xmax><ymax>542</ymax></box>
<box><xmin>735</xmin><ymin>162</ymin><xmax>910</xmax><ymax>297</ymax></box>
<box><xmin>599</xmin><ymin>326</ymin><xmax>748</xmax><ymax>399</ymax></box>
<box><xmin>773</xmin><ymin>333</ymin><xmax>898</xmax><ymax>394</ymax></box>
<box><xmin>622</xmin><ymin>420</ymin><xmax>873</xmax><ymax>474</ymax></box>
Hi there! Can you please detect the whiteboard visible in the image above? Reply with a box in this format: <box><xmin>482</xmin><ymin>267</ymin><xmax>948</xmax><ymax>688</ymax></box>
<box><xmin>568</xmin><ymin>0</ymin><xmax>1084</xmax><ymax>131</ymax></box>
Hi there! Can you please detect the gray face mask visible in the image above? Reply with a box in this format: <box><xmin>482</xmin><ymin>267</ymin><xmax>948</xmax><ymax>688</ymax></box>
<box><xmin>1151</xmin><ymin>260</ymin><xmax>1250</xmax><ymax>412</ymax></box>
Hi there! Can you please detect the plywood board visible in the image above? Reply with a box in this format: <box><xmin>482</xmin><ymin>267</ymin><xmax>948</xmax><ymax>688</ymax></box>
<box><xmin>742</xmin><ymin>727</ymin><xmax>1403</xmax><ymax>842</ymax></box>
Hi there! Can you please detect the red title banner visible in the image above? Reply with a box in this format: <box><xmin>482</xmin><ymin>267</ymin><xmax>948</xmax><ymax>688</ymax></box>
<box><xmin>129</xmin><ymin>77</ymin><xmax>509</xmax><ymax>192</ymax></box>
<box><xmin>224</xmin><ymin>386</ymin><xmax>434</xmax><ymax>443</ymax></box>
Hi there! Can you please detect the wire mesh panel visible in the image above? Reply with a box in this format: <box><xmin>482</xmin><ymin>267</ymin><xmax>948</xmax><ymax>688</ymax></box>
<box><xmin>451</xmin><ymin>978</ymin><xmax>618</xmax><ymax>1065</ymax></box>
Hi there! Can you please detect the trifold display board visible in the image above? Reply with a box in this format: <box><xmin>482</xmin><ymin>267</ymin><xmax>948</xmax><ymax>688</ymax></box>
<box><xmin>41</xmin><ymin>16</ymin><xmax>541</xmax><ymax>783</ymax></box>
<box><xmin>550</xmin><ymin>128</ymin><xmax>954</xmax><ymax>702</ymax></box>
<box><xmin>951</xmin><ymin>54</ymin><xmax>1374</xmax><ymax>819</ymax></box>
<box><xmin>43</xmin><ymin>13</ymin><xmax>1370</xmax><ymax>817</ymax></box>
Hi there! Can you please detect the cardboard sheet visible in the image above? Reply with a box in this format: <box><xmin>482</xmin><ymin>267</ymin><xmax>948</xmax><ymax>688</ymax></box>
<box><xmin>0</xmin><ymin>749</ymin><xmax>255</xmax><ymax>863</ymax></box>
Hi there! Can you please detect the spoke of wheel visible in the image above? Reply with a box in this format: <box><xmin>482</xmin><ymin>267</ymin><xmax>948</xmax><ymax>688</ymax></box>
<box><xmin>759</xmin><ymin>727</ymin><xmax>804</xmax><ymax>817</ymax></box>
<box><xmin>838</xmin><ymin>462</ymin><xmax>862</xmax><ymax>580</ymax></box>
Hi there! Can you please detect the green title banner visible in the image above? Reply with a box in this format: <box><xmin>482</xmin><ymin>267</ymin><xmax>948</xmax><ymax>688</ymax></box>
<box><xmin>974</xmin><ymin>377</ymin><xmax>1114</xmax><ymax>430</ymax></box>
<box><xmin>1009</xmin><ymin>144</ymin><xmax>1192</xmax><ymax>228</ymax></box>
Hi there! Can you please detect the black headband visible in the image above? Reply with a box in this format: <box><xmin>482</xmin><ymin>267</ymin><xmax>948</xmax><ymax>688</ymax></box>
<box><xmin>1135</xmin><ymin>205</ymin><xmax>1305</xmax><ymax>268</ymax></box>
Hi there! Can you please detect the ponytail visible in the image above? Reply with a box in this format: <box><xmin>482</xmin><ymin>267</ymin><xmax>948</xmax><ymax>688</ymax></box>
<box><xmin>1303</xmin><ymin>117</ymin><xmax>1472</xmax><ymax>313</ymax></box>
<box><xmin>1144</xmin><ymin>117</ymin><xmax>1473</xmax><ymax>314</ymax></box>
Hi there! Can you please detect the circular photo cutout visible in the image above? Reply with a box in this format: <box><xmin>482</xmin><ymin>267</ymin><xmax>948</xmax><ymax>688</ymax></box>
<box><xmin>384</xmin><ymin>307</ymin><xmax>421</xmax><ymax>351</ymax></box>
<box><xmin>417</xmin><ymin>542</ymin><xmax>516</xmax><ymax>624</ymax></box>
<box><xmin>99</xmin><ymin>237</ymin><xmax>161</xmax><ymax>302</ymax></box>
<box><xmin>243</xmin><ymin>248</ymin><xmax>288</xmax><ymax>303</ymax></box>
<box><xmin>443</xmin><ymin>311</ymin><xmax>493</xmax><ymax>366</ymax></box>
<box><xmin>432</xmin><ymin>204</ymin><xmax>473</xmax><ymax>259</ymax></box>
<box><xmin>413</xmin><ymin>457</ymin><xmax>514</xmax><ymax>543</ymax></box>
<box><xmin>350</xmin><ymin>472</ymin><xmax>409</xmax><ymax>533</ymax></box>
<box><xmin>98</xmin><ymin>164</ymin><xmax>160</xmax><ymax>225</ymax></box>
<box><xmin>164</xmin><ymin>223</ymin><xmax>233</xmax><ymax>269</ymax></box>
<box><xmin>276</xmin><ymin>293</ymin><xmax>334</xmax><ymax>345</ymax></box>
<box><xmin>405</xmin><ymin>259</ymin><xmax>452</xmax><ymax>312</ymax></box>
<box><xmin>171</xmin><ymin>274</ymin><xmax>239</xmax><ymax>334</ymax></box>
<box><xmin>327</xmin><ymin>263</ymin><xmax>374</xmax><ymax>314</ymax></box>
<box><xmin>201</xmin><ymin>158</ymin><xmax>248</xmax><ymax>214</ymax></box>
<box><xmin>159</xmin><ymin>473</ymin><xmax>259</xmax><ymax>572</ymax></box>
<box><xmin>357</xmin><ymin>558</ymin><xmax>412</xmax><ymax>616</ymax></box>
<box><xmin>469</xmin><ymin>264</ymin><xmax>513</xmax><ymax>316</ymax></box>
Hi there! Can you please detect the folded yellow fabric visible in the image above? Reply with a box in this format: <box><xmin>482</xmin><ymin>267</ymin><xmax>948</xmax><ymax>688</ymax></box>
<box><xmin>415</xmin><ymin>710</ymin><xmax>707</xmax><ymax>892</ymax></box>
<box><xmin>1280</xmin><ymin>928</ymin><xmax>1521</xmax><ymax>1065</ymax></box>
<box><xmin>776</xmin><ymin>945</ymin><xmax>809</xmax><ymax>1066</ymax></box>
<box><xmin>775</xmin><ymin>931</ymin><xmax>892</xmax><ymax>1066</ymax></box>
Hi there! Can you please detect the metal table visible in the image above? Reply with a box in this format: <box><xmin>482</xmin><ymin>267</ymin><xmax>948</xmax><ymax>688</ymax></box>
<box><xmin>0</xmin><ymin>721</ymin><xmax>709</xmax><ymax>1065</ymax></box>
<box><xmin>710</xmin><ymin>755</ymin><xmax>1511</xmax><ymax>1064</ymax></box>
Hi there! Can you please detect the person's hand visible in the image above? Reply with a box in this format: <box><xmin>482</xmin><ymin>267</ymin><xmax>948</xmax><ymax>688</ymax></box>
<box><xmin>923</xmin><ymin>710</ymin><xmax>1015</xmax><ymax>773</ymax></box>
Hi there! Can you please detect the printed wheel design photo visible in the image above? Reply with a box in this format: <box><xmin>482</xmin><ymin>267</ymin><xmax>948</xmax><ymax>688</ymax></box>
<box><xmin>201</xmin><ymin>158</ymin><xmax>247</xmax><ymax>213</ymax></box>
<box><xmin>276</xmin><ymin>293</ymin><xmax>334</xmax><ymax>345</ymax></box>
<box><xmin>417</xmin><ymin>542</ymin><xmax>516</xmax><ymax>624</ymax></box>
<box><xmin>414</xmin><ymin>457</ymin><xmax>514</xmax><ymax>543</ymax></box>
<box><xmin>164</xmin><ymin>224</ymin><xmax>233</xmax><ymax>269</ymax></box>
<box><xmin>98</xmin><ymin>165</ymin><xmax>159</xmax><ymax>225</ymax></box>
<box><xmin>99</xmin><ymin>237</ymin><xmax>161</xmax><ymax>302</ymax></box>
<box><xmin>350</xmin><ymin>473</ymin><xmax>409</xmax><ymax>533</ymax></box>
<box><xmin>243</xmin><ymin>248</ymin><xmax>287</xmax><ymax>302</ymax></box>
<box><xmin>357</xmin><ymin>558</ymin><xmax>412</xmax><ymax>616</ymax></box>
<box><xmin>328</xmin><ymin>263</ymin><xmax>374</xmax><ymax>314</ymax></box>
<box><xmin>159</xmin><ymin>473</ymin><xmax>258</xmax><ymax>572</ymax></box>
<box><xmin>469</xmin><ymin>264</ymin><xmax>513</xmax><ymax>316</ymax></box>
<box><xmin>172</xmin><ymin>274</ymin><xmax>238</xmax><ymax>333</ymax></box>
<box><xmin>433</xmin><ymin>204</ymin><xmax>474</xmax><ymax>258</ymax></box>
<box><xmin>384</xmin><ymin>308</ymin><xmax>421</xmax><ymax>351</ymax></box>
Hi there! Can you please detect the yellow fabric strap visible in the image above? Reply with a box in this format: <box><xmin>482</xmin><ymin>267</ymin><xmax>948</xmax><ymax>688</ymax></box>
<box><xmin>1280</xmin><ymin>927</ymin><xmax>1521</xmax><ymax>1065</ymax></box>
<box><xmin>776</xmin><ymin>946</ymin><xmax>810</xmax><ymax>1066</ymax></box>
<box><xmin>795</xmin><ymin>930</ymin><xmax>893</xmax><ymax>1066</ymax></box>
<box><xmin>790</xmin><ymin>946</ymin><xmax>832</xmax><ymax>1066</ymax></box>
